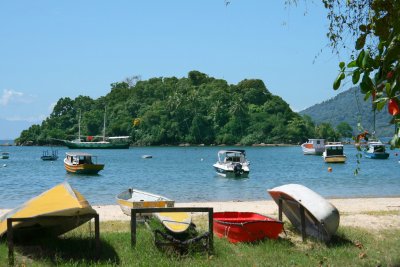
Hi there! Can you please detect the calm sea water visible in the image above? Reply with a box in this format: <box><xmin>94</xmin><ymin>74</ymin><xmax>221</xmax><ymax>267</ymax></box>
<box><xmin>1</xmin><ymin>145</ymin><xmax>399</xmax><ymax>208</ymax></box>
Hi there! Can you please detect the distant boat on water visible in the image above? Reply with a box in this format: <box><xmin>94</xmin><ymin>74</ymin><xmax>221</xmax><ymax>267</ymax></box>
<box><xmin>64</xmin><ymin>152</ymin><xmax>104</xmax><ymax>174</ymax></box>
<box><xmin>322</xmin><ymin>142</ymin><xmax>347</xmax><ymax>163</ymax></box>
<box><xmin>364</xmin><ymin>140</ymin><xmax>390</xmax><ymax>159</ymax></box>
<box><xmin>41</xmin><ymin>149</ymin><xmax>58</xmax><ymax>161</ymax></box>
<box><xmin>62</xmin><ymin>110</ymin><xmax>130</xmax><ymax>149</ymax></box>
<box><xmin>301</xmin><ymin>139</ymin><xmax>325</xmax><ymax>155</ymax></box>
<box><xmin>1</xmin><ymin>152</ymin><xmax>9</xmax><ymax>159</ymax></box>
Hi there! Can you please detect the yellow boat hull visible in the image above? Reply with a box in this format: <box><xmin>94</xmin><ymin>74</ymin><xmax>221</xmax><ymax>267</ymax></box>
<box><xmin>155</xmin><ymin>212</ymin><xmax>192</xmax><ymax>233</ymax></box>
<box><xmin>0</xmin><ymin>182</ymin><xmax>97</xmax><ymax>239</ymax></box>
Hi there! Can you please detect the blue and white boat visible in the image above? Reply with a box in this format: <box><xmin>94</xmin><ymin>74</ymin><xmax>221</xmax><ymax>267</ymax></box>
<box><xmin>213</xmin><ymin>150</ymin><xmax>250</xmax><ymax>178</ymax></box>
<box><xmin>364</xmin><ymin>141</ymin><xmax>389</xmax><ymax>159</ymax></box>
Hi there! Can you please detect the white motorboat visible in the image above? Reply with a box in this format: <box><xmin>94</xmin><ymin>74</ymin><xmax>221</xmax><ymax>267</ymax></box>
<box><xmin>268</xmin><ymin>184</ymin><xmax>340</xmax><ymax>242</ymax></box>
<box><xmin>213</xmin><ymin>150</ymin><xmax>250</xmax><ymax>178</ymax></box>
<box><xmin>301</xmin><ymin>139</ymin><xmax>325</xmax><ymax>155</ymax></box>
<box><xmin>364</xmin><ymin>141</ymin><xmax>390</xmax><ymax>159</ymax></box>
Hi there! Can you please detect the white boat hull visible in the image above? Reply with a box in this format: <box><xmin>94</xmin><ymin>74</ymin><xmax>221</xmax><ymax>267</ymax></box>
<box><xmin>213</xmin><ymin>163</ymin><xmax>250</xmax><ymax>178</ymax></box>
<box><xmin>116</xmin><ymin>189</ymin><xmax>174</xmax><ymax>216</ymax></box>
<box><xmin>268</xmin><ymin>184</ymin><xmax>340</xmax><ymax>242</ymax></box>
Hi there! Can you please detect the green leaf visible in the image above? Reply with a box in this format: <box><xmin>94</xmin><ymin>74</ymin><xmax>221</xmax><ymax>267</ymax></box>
<box><xmin>362</xmin><ymin>51</ymin><xmax>373</xmax><ymax>69</ymax></box>
<box><xmin>360</xmin><ymin>74</ymin><xmax>373</xmax><ymax>93</ymax></box>
<box><xmin>385</xmin><ymin>82</ymin><xmax>392</xmax><ymax>97</ymax></box>
<box><xmin>352</xmin><ymin>69</ymin><xmax>361</xmax><ymax>84</ymax></box>
<box><xmin>355</xmin><ymin>34</ymin><xmax>366</xmax><ymax>50</ymax></box>
<box><xmin>339</xmin><ymin>62</ymin><xmax>345</xmax><ymax>70</ymax></box>
<box><xmin>359</xmin><ymin>24</ymin><xmax>367</xmax><ymax>32</ymax></box>
<box><xmin>347</xmin><ymin>60</ymin><xmax>357</xmax><ymax>68</ymax></box>
<box><xmin>375</xmin><ymin>98</ymin><xmax>387</xmax><ymax>111</ymax></box>
<box><xmin>364</xmin><ymin>90</ymin><xmax>372</xmax><ymax>101</ymax></box>
<box><xmin>356</xmin><ymin>50</ymin><xmax>365</xmax><ymax>67</ymax></box>
<box><xmin>333</xmin><ymin>73</ymin><xmax>344</xmax><ymax>90</ymax></box>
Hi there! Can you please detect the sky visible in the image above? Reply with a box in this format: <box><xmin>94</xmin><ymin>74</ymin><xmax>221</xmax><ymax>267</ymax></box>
<box><xmin>0</xmin><ymin>1</ymin><xmax>349</xmax><ymax>139</ymax></box>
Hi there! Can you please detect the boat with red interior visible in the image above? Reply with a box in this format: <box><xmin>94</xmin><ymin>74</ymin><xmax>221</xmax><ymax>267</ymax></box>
<box><xmin>213</xmin><ymin>211</ymin><xmax>283</xmax><ymax>243</ymax></box>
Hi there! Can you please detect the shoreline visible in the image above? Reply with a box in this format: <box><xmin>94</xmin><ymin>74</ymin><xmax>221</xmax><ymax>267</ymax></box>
<box><xmin>1</xmin><ymin>197</ymin><xmax>399</xmax><ymax>230</ymax></box>
<box><xmin>93</xmin><ymin>197</ymin><xmax>400</xmax><ymax>230</ymax></box>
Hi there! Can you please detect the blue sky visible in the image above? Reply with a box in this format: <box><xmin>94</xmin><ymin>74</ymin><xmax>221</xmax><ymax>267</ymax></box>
<box><xmin>0</xmin><ymin>1</ymin><xmax>347</xmax><ymax>139</ymax></box>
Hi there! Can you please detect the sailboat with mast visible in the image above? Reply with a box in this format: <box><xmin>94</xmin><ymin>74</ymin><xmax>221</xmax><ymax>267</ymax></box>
<box><xmin>63</xmin><ymin>110</ymin><xmax>130</xmax><ymax>149</ymax></box>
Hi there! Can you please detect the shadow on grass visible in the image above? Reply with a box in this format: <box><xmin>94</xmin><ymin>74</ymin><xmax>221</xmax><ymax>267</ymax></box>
<box><xmin>12</xmin><ymin>236</ymin><xmax>120</xmax><ymax>265</ymax></box>
<box><xmin>326</xmin><ymin>233</ymin><xmax>355</xmax><ymax>248</ymax></box>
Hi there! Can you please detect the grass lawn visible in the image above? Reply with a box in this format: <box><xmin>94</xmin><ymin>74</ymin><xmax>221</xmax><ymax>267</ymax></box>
<box><xmin>1</xmin><ymin>220</ymin><xmax>399</xmax><ymax>267</ymax></box>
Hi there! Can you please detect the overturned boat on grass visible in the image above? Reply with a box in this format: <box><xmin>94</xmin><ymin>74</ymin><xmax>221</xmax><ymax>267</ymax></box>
<box><xmin>268</xmin><ymin>184</ymin><xmax>340</xmax><ymax>242</ymax></box>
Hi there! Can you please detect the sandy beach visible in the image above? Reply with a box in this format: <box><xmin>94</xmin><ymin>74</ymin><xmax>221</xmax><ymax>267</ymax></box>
<box><xmin>1</xmin><ymin>197</ymin><xmax>399</xmax><ymax>231</ymax></box>
<box><xmin>89</xmin><ymin>197</ymin><xmax>400</xmax><ymax>231</ymax></box>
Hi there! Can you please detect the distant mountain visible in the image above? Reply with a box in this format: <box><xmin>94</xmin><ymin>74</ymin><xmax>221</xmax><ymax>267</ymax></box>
<box><xmin>300</xmin><ymin>87</ymin><xmax>395</xmax><ymax>137</ymax></box>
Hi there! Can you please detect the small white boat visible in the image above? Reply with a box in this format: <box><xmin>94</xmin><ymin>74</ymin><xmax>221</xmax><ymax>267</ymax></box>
<box><xmin>213</xmin><ymin>150</ymin><xmax>250</xmax><ymax>178</ymax></box>
<box><xmin>1</xmin><ymin>152</ymin><xmax>10</xmax><ymax>159</ymax></box>
<box><xmin>116</xmin><ymin>189</ymin><xmax>192</xmax><ymax>233</ymax></box>
<box><xmin>141</xmin><ymin>155</ymin><xmax>153</xmax><ymax>159</ymax></box>
<box><xmin>322</xmin><ymin>142</ymin><xmax>346</xmax><ymax>163</ymax></box>
<box><xmin>116</xmin><ymin>188</ymin><xmax>175</xmax><ymax>216</ymax></box>
<box><xmin>364</xmin><ymin>141</ymin><xmax>389</xmax><ymax>159</ymax></box>
<box><xmin>301</xmin><ymin>139</ymin><xmax>325</xmax><ymax>155</ymax></box>
<box><xmin>268</xmin><ymin>184</ymin><xmax>340</xmax><ymax>242</ymax></box>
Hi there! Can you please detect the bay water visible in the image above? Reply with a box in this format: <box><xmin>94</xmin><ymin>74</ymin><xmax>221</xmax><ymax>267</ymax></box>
<box><xmin>1</xmin><ymin>145</ymin><xmax>399</xmax><ymax>208</ymax></box>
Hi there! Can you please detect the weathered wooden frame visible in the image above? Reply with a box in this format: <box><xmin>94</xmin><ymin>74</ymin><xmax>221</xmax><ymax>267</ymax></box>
<box><xmin>130</xmin><ymin>207</ymin><xmax>213</xmax><ymax>252</ymax></box>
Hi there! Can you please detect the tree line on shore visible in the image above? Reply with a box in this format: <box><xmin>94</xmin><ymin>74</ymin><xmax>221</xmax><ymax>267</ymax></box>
<box><xmin>15</xmin><ymin>71</ymin><xmax>352</xmax><ymax>146</ymax></box>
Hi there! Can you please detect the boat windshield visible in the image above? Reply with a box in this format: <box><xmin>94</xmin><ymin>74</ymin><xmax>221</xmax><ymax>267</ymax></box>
<box><xmin>326</xmin><ymin>146</ymin><xmax>343</xmax><ymax>156</ymax></box>
<box><xmin>372</xmin><ymin>145</ymin><xmax>386</xmax><ymax>152</ymax></box>
<box><xmin>219</xmin><ymin>151</ymin><xmax>246</xmax><ymax>163</ymax></box>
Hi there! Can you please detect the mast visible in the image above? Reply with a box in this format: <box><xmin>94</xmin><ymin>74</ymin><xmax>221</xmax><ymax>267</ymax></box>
<box><xmin>78</xmin><ymin>110</ymin><xmax>81</xmax><ymax>142</ymax></box>
<box><xmin>103</xmin><ymin>107</ymin><xmax>106</xmax><ymax>141</ymax></box>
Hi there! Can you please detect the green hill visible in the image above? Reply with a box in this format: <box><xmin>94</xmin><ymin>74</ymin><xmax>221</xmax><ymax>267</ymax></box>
<box><xmin>300</xmin><ymin>87</ymin><xmax>395</xmax><ymax>137</ymax></box>
<box><xmin>16</xmin><ymin>71</ymin><xmax>320</xmax><ymax>146</ymax></box>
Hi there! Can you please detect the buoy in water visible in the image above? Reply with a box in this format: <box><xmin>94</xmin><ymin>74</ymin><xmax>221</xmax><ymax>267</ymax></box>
<box><xmin>3</xmin><ymin>164</ymin><xmax>7</xmax><ymax>167</ymax></box>
<box><xmin>395</xmin><ymin>153</ymin><xmax>398</xmax><ymax>156</ymax></box>
<box><xmin>328</xmin><ymin>167</ymin><xmax>332</xmax><ymax>172</ymax></box>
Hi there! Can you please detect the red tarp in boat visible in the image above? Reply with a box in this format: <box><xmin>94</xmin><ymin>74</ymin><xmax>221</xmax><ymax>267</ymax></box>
<box><xmin>213</xmin><ymin>212</ymin><xmax>284</xmax><ymax>243</ymax></box>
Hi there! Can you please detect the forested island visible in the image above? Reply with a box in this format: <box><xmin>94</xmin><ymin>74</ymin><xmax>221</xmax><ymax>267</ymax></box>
<box><xmin>15</xmin><ymin>71</ymin><xmax>351</xmax><ymax>146</ymax></box>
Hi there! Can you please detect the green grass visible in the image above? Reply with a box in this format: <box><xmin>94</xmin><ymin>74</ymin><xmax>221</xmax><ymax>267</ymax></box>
<box><xmin>1</xmin><ymin>221</ymin><xmax>400</xmax><ymax>267</ymax></box>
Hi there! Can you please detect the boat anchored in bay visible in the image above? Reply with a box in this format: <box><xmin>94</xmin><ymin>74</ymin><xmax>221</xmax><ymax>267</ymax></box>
<box><xmin>213</xmin><ymin>150</ymin><xmax>250</xmax><ymax>178</ymax></box>
<box><xmin>64</xmin><ymin>152</ymin><xmax>104</xmax><ymax>174</ymax></box>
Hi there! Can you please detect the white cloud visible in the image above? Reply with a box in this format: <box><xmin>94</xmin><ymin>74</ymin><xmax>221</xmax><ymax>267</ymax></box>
<box><xmin>0</xmin><ymin>89</ymin><xmax>23</xmax><ymax>106</ymax></box>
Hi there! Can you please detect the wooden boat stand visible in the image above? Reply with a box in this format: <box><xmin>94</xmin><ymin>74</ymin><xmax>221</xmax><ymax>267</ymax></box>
<box><xmin>278</xmin><ymin>197</ymin><xmax>307</xmax><ymax>242</ymax></box>
<box><xmin>130</xmin><ymin>207</ymin><xmax>214</xmax><ymax>253</ymax></box>
<box><xmin>7</xmin><ymin>214</ymin><xmax>100</xmax><ymax>266</ymax></box>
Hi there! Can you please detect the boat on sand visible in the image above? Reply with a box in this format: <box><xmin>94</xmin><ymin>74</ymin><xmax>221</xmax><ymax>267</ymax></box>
<box><xmin>0</xmin><ymin>182</ymin><xmax>97</xmax><ymax>240</ymax></box>
<box><xmin>116</xmin><ymin>188</ymin><xmax>174</xmax><ymax>216</ymax></box>
<box><xmin>116</xmin><ymin>188</ymin><xmax>192</xmax><ymax>234</ymax></box>
<box><xmin>268</xmin><ymin>184</ymin><xmax>340</xmax><ymax>242</ymax></box>
<box><xmin>213</xmin><ymin>211</ymin><xmax>283</xmax><ymax>243</ymax></box>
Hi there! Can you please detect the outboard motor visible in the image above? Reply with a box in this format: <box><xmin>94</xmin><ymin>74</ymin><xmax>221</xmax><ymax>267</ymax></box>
<box><xmin>233</xmin><ymin>163</ymin><xmax>243</xmax><ymax>176</ymax></box>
